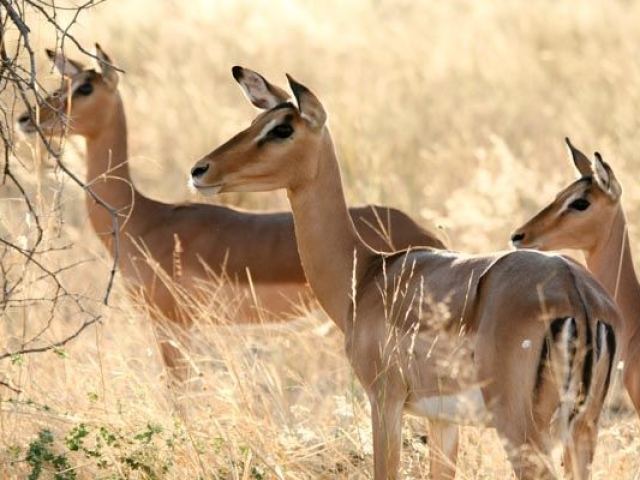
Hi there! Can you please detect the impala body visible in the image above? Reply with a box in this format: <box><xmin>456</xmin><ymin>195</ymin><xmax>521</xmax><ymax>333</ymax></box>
<box><xmin>189</xmin><ymin>68</ymin><xmax>621</xmax><ymax>479</ymax></box>
<box><xmin>512</xmin><ymin>139</ymin><xmax>640</xmax><ymax>415</ymax></box>
<box><xmin>17</xmin><ymin>46</ymin><xmax>446</xmax><ymax>382</ymax></box>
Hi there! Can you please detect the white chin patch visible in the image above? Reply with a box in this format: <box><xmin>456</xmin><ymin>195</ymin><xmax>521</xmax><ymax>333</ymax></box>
<box><xmin>196</xmin><ymin>184</ymin><xmax>223</xmax><ymax>196</ymax></box>
<box><xmin>188</xmin><ymin>177</ymin><xmax>223</xmax><ymax>196</ymax></box>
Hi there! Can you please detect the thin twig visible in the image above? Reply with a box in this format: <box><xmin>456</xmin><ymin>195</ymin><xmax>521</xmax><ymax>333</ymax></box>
<box><xmin>0</xmin><ymin>380</ymin><xmax>21</xmax><ymax>394</ymax></box>
<box><xmin>0</xmin><ymin>0</ymin><xmax>113</xmax><ymax>360</ymax></box>
<box><xmin>0</xmin><ymin>315</ymin><xmax>103</xmax><ymax>360</ymax></box>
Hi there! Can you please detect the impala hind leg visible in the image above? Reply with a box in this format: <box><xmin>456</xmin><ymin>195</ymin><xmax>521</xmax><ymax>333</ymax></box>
<box><xmin>623</xmin><ymin>329</ymin><xmax>640</xmax><ymax>415</ymax></box>
<box><xmin>493</xmin><ymin>416</ymin><xmax>557</xmax><ymax>480</ymax></box>
<box><xmin>564</xmin><ymin>321</ymin><xmax>616</xmax><ymax>480</ymax></box>
<box><xmin>562</xmin><ymin>418</ymin><xmax>598</xmax><ymax>480</ymax></box>
<box><xmin>428</xmin><ymin>420</ymin><xmax>458</xmax><ymax>480</ymax></box>
<box><xmin>503</xmin><ymin>440</ymin><xmax>557</xmax><ymax>479</ymax></box>
<box><xmin>370</xmin><ymin>397</ymin><xmax>404</xmax><ymax>480</ymax></box>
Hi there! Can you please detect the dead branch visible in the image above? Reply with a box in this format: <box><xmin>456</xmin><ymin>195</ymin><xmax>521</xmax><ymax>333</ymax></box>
<box><xmin>0</xmin><ymin>0</ymin><xmax>118</xmax><ymax>360</ymax></box>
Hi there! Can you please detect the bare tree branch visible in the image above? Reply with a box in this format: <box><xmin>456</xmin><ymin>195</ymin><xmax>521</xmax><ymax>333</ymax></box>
<box><xmin>0</xmin><ymin>315</ymin><xmax>103</xmax><ymax>361</ymax></box>
<box><xmin>0</xmin><ymin>380</ymin><xmax>21</xmax><ymax>394</ymax></box>
<box><xmin>0</xmin><ymin>0</ymin><xmax>118</xmax><ymax>360</ymax></box>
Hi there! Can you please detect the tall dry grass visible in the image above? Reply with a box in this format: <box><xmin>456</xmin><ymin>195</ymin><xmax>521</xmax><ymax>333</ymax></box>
<box><xmin>2</xmin><ymin>0</ymin><xmax>640</xmax><ymax>478</ymax></box>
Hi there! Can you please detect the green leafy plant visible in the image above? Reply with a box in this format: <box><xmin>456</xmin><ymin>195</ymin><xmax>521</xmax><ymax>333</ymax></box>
<box><xmin>22</xmin><ymin>422</ymin><xmax>178</xmax><ymax>480</ymax></box>
<box><xmin>25</xmin><ymin>429</ymin><xmax>75</xmax><ymax>480</ymax></box>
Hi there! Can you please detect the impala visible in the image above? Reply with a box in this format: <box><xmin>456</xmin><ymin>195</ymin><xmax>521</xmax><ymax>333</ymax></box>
<box><xmin>17</xmin><ymin>46</ymin><xmax>447</xmax><ymax>383</ymax></box>
<box><xmin>190</xmin><ymin>68</ymin><xmax>622</xmax><ymax>479</ymax></box>
<box><xmin>511</xmin><ymin>138</ymin><xmax>640</xmax><ymax>415</ymax></box>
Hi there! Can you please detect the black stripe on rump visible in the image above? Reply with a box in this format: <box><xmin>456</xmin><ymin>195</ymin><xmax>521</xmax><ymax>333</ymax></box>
<box><xmin>596</xmin><ymin>320</ymin><xmax>617</xmax><ymax>403</ymax></box>
<box><xmin>573</xmin><ymin>317</ymin><xmax>594</xmax><ymax>417</ymax></box>
<box><xmin>535</xmin><ymin>317</ymin><xmax>577</xmax><ymax>399</ymax></box>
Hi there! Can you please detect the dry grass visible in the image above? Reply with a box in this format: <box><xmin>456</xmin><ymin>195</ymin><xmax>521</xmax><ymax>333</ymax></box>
<box><xmin>2</xmin><ymin>0</ymin><xmax>640</xmax><ymax>478</ymax></box>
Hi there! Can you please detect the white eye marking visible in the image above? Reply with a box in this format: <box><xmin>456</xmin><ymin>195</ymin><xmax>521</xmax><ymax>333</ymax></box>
<box><xmin>71</xmin><ymin>78</ymin><xmax>83</xmax><ymax>91</ymax></box>
<box><xmin>560</xmin><ymin>192</ymin><xmax>582</xmax><ymax>212</ymax></box>
<box><xmin>254</xmin><ymin>118</ymin><xmax>279</xmax><ymax>144</ymax></box>
<box><xmin>522</xmin><ymin>339</ymin><xmax>532</xmax><ymax>349</ymax></box>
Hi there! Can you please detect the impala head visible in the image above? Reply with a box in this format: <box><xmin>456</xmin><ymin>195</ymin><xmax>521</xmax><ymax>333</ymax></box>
<box><xmin>511</xmin><ymin>138</ymin><xmax>622</xmax><ymax>252</ymax></box>
<box><xmin>17</xmin><ymin>44</ymin><xmax>120</xmax><ymax>138</ymax></box>
<box><xmin>190</xmin><ymin>66</ymin><xmax>327</xmax><ymax>195</ymax></box>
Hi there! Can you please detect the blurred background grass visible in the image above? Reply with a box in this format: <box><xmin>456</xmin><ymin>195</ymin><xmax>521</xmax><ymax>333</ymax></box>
<box><xmin>2</xmin><ymin>0</ymin><xmax>640</xmax><ymax>478</ymax></box>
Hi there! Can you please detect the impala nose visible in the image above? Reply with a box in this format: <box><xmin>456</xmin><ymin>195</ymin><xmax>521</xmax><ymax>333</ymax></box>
<box><xmin>191</xmin><ymin>162</ymin><xmax>209</xmax><ymax>178</ymax></box>
<box><xmin>511</xmin><ymin>232</ymin><xmax>525</xmax><ymax>244</ymax></box>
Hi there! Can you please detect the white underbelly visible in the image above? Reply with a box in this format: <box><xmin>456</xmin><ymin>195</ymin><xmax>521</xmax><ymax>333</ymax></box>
<box><xmin>405</xmin><ymin>388</ymin><xmax>489</xmax><ymax>425</ymax></box>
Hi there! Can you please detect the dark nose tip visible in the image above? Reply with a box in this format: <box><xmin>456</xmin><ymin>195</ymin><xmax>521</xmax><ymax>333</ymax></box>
<box><xmin>191</xmin><ymin>163</ymin><xmax>209</xmax><ymax>178</ymax></box>
<box><xmin>511</xmin><ymin>232</ymin><xmax>525</xmax><ymax>243</ymax></box>
<box><xmin>18</xmin><ymin>112</ymin><xmax>31</xmax><ymax>124</ymax></box>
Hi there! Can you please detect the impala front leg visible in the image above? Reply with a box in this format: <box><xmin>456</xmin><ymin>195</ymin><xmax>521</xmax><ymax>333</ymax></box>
<box><xmin>370</xmin><ymin>396</ymin><xmax>404</xmax><ymax>480</ymax></box>
<box><xmin>153</xmin><ymin>314</ymin><xmax>200</xmax><ymax>387</ymax></box>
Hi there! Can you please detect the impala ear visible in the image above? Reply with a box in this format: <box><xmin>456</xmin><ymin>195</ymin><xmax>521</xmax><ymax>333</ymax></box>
<box><xmin>565</xmin><ymin>137</ymin><xmax>592</xmax><ymax>177</ymax></box>
<box><xmin>232</xmin><ymin>66</ymin><xmax>290</xmax><ymax>110</ymax></box>
<box><xmin>95</xmin><ymin>44</ymin><xmax>119</xmax><ymax>90</ymax></box>
<box><xmin>286</xmin><ymin>74</ymin><xmax>327</xmax><ymax>131</ymax></box>
<box><xmin>593</xmin><ymin>152</ymin><xmax>622</xmax><ymax>201</ymax></box>
<box><xmin>46</xmin><ymin>48</ymin><xmax>85</xmax><ymax>77</ymax></box>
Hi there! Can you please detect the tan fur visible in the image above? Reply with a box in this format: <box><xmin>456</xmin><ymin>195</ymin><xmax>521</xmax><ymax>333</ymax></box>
<box><xmin>512</xmin><ymin>139</ymin><xmax>640</xmax><ymax>416</ymax></box>
<box><xmin>18</xmin><ymin>47</ymin><xmax>446</xmax><ymax>383</ymax></box>
<box><xmin>190</xmin><ymin>70</ymin><xmax>622</xmax><ymax>479</ymax></box>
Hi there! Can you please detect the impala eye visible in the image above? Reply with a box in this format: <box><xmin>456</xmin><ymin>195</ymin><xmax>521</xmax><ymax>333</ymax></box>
<box><xmin>270</xmin><ymin>123</ymin><xmax>293</xmax><ymax>139</ymax></box>
<box><xmin>568</xmin><ymin>198</ymin><xmax>590</xmax><ymax>211</ymax></box>
<box><xmin>74</xmin><ymin>83</ymin><xmax>94</xmax><ymax>96</ymax></box>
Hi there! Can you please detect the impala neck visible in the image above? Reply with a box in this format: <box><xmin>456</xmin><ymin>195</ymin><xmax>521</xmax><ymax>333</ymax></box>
<box><xmin>585</xmin><ymin>207</ymin><xmax>640</xmax><ymax>345</ymax></box>
<box><xmin>83</xmin><ymin>93</ymin><xmax>140</xmax><ymax>239</ymax></box>
<box><xmin>286</xmin><ymin>130</ymin><xmax>374</xmax><ymax>332</ymax></box>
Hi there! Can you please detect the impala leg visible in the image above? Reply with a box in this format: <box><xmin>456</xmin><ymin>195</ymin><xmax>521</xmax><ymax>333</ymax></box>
<box><xmin>503</xmin><ymin>441</ymin><xmax>556</xmax><ymax>480</ymax></box>
<box><xmin>562</xmin><ymin>419</ymin><xmax>598</xmax><ymax>480</ymax></box>
<box><xmin>564</xmin><ymin>369</ymin><xmax>608</xmax><ymax>479</ymax></box>
<box><xmin>428</xmin><ymin>420</ymin><xmax>458</xmax><ymax>480</ymax></box>
<box><xmin>154</xmin><ymin>316</ymin><xmax>199</xmax><ymax>386</ymax></box>
<box><xmin>370</xmin><ymin>397</ymin><xmax>404</xmax><ymax>480</ymax></box>
<box><xmin>564</xmin><ymin>321</ymin><xmax>615</xmax><ymax>480</ymax></box>
<box><xmin>158</xmin><ymin>336</ymin><xmax>189</xmax><ymax>383</ymax></box>
<box><xmin>623</xmin><ymin>342</ymin><xmax>640</xmax><ymax>415</ymax></box>
<box><xmin>492</xmin><ymin>414</ymin><xmax>556</xmax><ymax>480</ymax></box>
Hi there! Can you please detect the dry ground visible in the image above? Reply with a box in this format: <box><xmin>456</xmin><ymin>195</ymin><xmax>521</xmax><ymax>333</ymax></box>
<box><xmin>1</xmin><ymin>0</ymin><xmax>640</xmax><ymax>478</ymax></box>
